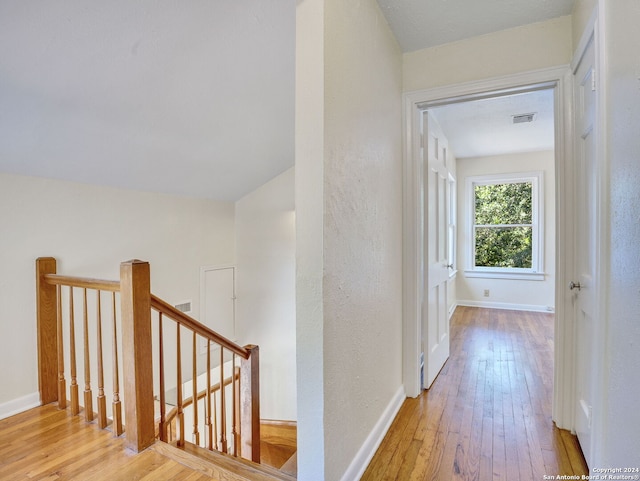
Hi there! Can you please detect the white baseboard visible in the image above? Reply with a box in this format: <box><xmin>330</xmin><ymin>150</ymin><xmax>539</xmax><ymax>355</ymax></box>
<box><xmin>457</xmin><ymin>299</ymin><xmax>554</xmax><ymax>313</ymax></box>
<box><xmin>0</xmin><ymin>392</ymin><xmax>41</xmax><ymax>420</ymax></box>
<box><xmin>340</xmin><ymin>386</ymin><xmax>405</xmax><ymax>481</ymax></box>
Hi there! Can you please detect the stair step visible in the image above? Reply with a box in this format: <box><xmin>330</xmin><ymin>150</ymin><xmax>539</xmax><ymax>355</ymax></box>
<box><xmin>280</xmin><ymin>451</ymin><xmax>297</xmax><ymax>477</ymax></box>
<box><xmin>151</xmin><ymin>441</ymin><xmax>297</xmax><ymax>481</ymax></box>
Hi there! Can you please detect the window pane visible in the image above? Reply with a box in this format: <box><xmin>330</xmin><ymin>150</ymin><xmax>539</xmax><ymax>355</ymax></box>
<box><xmin>475</xmin><ymin>182</ymin><xmax>532</xmax><ymax>225</ymax></box>
<box><xmin>475</xmin><ymin>226</ymin><xmax>532</xmax><ymax>268</ymax></box>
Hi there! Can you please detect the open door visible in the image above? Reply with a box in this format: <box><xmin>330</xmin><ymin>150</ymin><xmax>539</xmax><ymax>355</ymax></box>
<box><xmin>572</xmin><ymin>34</ymin><xmax>598</xmax><ymax>468</ymax></box>
<box><xmin>422</xmin><ymin>111</ymin><xmax>453</xmax><ymax>389</ymax></box>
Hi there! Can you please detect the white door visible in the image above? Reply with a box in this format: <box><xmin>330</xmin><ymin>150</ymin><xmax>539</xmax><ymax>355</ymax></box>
<box><xmin>423</xmin><ymin>111</ymin><xmax>451</xmax><ymax>389</ymax></box>
<box><xmin>200</xmin><ymin>266</ymin><xmax>236</xmax><ymax>345</ymax></box>
<box><xmin>573</xmin><ymin>34</ymin><xmax>597</xmax><ymax>467</ymax></box>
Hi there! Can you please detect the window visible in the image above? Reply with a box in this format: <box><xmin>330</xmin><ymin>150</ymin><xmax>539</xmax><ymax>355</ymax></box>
<box><xmin>465</xmin><ymin>172</ymin><xmax>543</xmax><ymax>280</ymax></box>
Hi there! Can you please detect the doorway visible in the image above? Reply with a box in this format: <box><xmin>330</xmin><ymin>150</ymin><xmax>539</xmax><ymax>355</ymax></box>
<box><xmin>402</xmin><ymin>66</ymin><xmax>576</xmax><ymax>432</ymax></box>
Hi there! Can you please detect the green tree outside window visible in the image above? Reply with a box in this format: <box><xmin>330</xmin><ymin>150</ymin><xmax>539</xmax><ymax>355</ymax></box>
<box><xmin>474</xmin><ymin>182</ymin><xmax>533</xmax><ymax>268</ymax></box>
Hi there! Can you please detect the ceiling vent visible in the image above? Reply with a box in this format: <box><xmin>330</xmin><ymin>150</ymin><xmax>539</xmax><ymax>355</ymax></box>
<box><xmin>512</xmin><ymin>112</ymin><xmax>536</xmax><ymax>124</ymax></box>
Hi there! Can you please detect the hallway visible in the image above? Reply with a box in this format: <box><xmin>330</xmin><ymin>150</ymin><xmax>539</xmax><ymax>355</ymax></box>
<box><xmin>362</xmin><ymin>306</ymin><xmax>588</xmax><ymax>480</ymax></box>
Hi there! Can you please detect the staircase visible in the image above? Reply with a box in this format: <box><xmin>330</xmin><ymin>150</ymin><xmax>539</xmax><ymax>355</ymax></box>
<box><xmin>34</xmin><ymin>257</ymin><xmax>294</xmax><ymax>480</ymax></box>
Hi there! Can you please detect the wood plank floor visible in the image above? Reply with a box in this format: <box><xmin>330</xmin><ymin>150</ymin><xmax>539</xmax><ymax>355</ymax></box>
<box><xmin>362</xmin><ymin>306</ymin><xmax>589</xmax><ymax>481</ymax></box>
<box><xmin>0</xmin><ymin>404</ymin><xmax>214</xmax><ymax>480</ymax></box>
<box><xmin>0</xmin><ymin>405</ymin><xmax>298</xmax><ymax>480</ymax></box>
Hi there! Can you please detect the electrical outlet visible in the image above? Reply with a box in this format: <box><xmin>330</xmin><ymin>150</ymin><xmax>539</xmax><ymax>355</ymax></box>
<box><xmin>483</xmin><ymin>289</ymin><xmax>490</xmax><ymax>297</ymax></box>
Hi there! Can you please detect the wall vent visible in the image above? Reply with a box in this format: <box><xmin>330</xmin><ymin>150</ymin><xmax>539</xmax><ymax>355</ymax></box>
<box><xmin>512</xmin><ymin>112</ymin><xmax>536</xmax><ymax>124</ymax></box>
<box><xmin>174</xmin><ymin>300</ymin><xmax>192</xmax><ymax>314</ymax></box>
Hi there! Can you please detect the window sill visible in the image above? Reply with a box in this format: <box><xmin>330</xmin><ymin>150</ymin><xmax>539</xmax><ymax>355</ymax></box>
<box><xmin>464</xmin><ymin>270</ymin><xmax>546</xmax><ymax>281</ymax></box>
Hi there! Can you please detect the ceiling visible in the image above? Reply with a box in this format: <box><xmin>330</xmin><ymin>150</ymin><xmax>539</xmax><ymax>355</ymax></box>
<box><xmin>376</xmin><ymin>0</ymin><xmax>575</xmax><ymax>52</ymax></box>
<box><xmin>0</xmin><ymin>1</ymin><xmax>294</xmax><ymax>201</ymax></box>
<box><xmin>429</xmin><ymin>89</ymin><xmax>555</xmax><ymax>159</ymax></box>
<box><xmin>0</xmin><ymin>1</ymin><xmax>570</xmax><ymax>201</ymax></box>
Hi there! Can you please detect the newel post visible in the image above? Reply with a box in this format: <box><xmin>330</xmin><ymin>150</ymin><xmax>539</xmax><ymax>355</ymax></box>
<box><xmin>240</xmin><ymin>344</ymin><xmax>260</xmax><ymax>462</ymax></box>
<box><xmin>36</xmin><ymin>257</ymin><xmax>58</xmax><ymax>405</ymax></box>
<box><xmin>120</xmin><ymin>260</ymin><xmax>154</xmax><ymax>452</ymax></box>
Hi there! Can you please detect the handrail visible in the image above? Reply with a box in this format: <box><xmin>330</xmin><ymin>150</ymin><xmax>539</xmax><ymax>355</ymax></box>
<box><xmin>150</xmin><ymin>294</ymin><xmax>249</xmax><ymax>360</ymax></box>
<box><xmin>36</xmin><ymin>258</ymin><xmax>260</xmax><ymax>462</ymax></box>
<box><xmin>44</xmin><ymin>274</ymin><xmax>120</xmax><ymax>292</ymax></box>
<box><xmin>164</xmin><ymin>371</ymin><xmax>238</xmax><ymax>425</ymax></box>
<box><xmin>182</xmin><ymin>370</ymin><xmax>239</xmax><ymax>411</ymax></box>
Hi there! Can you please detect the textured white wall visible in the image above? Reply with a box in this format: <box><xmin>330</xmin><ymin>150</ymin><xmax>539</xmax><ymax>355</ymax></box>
<box><xmin>456</xmin><ymin>151</ymin><xmax>556</xmax><ymax>310</ymax></box>
<box><xmin>323</xmin><ymin>0</ymin><xmax>403</xmax><ymax>479</ymax></box>
<box><xmin>600</xmin><ymin>0</ymin><xmax>640</xmax><ymax>465</ymax></box>
<box><xmin>295</xmin><ymin>0</ymin><xmax>326</xmax><ymax>477</ymax></box>
<box><xmin>403</xmin><ymin>16</ymin><xmax>573</xmax><ymax>92</ymax></box>
<box><xmin>0</xmin><ymin>172</ymin><xmax>235</xmax><ymax>406</ymax></box>
<box><xmin>235</xmin><ymin>168</ymin><xmax>296</xmax><ymax>421</ymax></box>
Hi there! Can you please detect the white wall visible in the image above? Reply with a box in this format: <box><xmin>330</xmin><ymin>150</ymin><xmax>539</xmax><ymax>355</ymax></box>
<box><xmin>403</xmin><ymin>16</ymin><xmax>573</xmax><ymax>92</ymax></box>
<box><xmin>572</xmin><ymin>0</ymin><xmax>596</xmax><ymax>49</ymax></box>
<box><xmin>323</xmin><ymin>0</ymin><xmax>403</xmax><ymax>479</ymax></box>
<box><xmin>295</xmin><ymin>0</ymin><xmax>326</xmax><ymax>477</ymax></box>
<box><xmin>296</xmin><ymin>0</ymin><xmax>403</xmax><ymax>479</ymax></box>
<box><xmin>0</xmin><ymin>172</ymin><xmax>235</xmax><ymax>411</ymax></box>
<box><xmin>235</xmin><ymin>168</ymin><xmax>296</xmax><ymax>422</ymax></box>
<box><xmin>600</xmin><ymin>0</ymin><xmax>640</xmax><ymax>465</ymax></box>
<box><xmin>456</xmin><ymin>151</ymin><xmax>556</xmax><ymax>311</ymax></box>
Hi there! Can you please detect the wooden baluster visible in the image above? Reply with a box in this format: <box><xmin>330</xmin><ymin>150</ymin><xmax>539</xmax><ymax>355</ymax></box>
<box><xmin>213</xmin><ymin>376</ymin><xmax>219</xmax><ymax>451</ymax></box>
<box><xmin>56</xmin><ymin>285</ymin><xmax>67</xmax><ymax>409</ymax></box>
<box><xmin>83</xmin><ymin>288</ymin><xmax>94</xmax><ymax>422</ymax></box>
<box><xmin>158</xmin><ymin>313</ymin><xmax>166</xmax><ymax>442</ymax></box>
<box><xmin>96</xmin><ymin>291</ymin><xmax>107</xmax><ymax>429</ymax></box>
<box><xmin>69</xmin><ymin>288</ymin><xmax>79</xmax><ymax>415</ymax></box>
<box><xmin>232</xmin><ymin>353</ymin><xmax>238</xmax><ymax>457</ymax></box>
<box><xmin>176</xmin><ymin>323</ymin><xmax>184</xmax><ymax>447</ymax></box>
<box><xmin>240</xmin><ymin>345</ymin><xmax>260</xmax><ymax>462</ymax></box>
<box><xmin>111</xmin><ymin>292</ymin><xmax>123</xmax><ymax>436</ymax></box>
<box><xmin>219</xmin><ymin>347</ymin><xmax>227</xmax><ymax>453</ymax></box>
<box><xmin>36</xmin><ymin>257</ymin><xmax>58</xmax><ymax>405</ymax></box>
<box><xmin>192</xmin><ymin>332</ymin><xmax>200</xmax><ymax>446</ymax></box>
<box><xmin>206</xmin><ymin>340</ymin><xmax>213</xmax><ymax>451</ymax></box>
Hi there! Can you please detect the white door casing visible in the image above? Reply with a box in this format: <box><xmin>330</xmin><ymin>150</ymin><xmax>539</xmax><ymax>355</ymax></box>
<box><xmin>572</xmin><ymin>32</ymin><xmax>598</xmax><ymax>468</ymax></box>
<box><xmin>402</xmin><ymin>67</ymin><xmax>574</xmax><ymax>433</ymax></box>
<box><xmin>423</xmin><ymin>111</ymin><xmax>451</xmax><ymax>389</ymax></box>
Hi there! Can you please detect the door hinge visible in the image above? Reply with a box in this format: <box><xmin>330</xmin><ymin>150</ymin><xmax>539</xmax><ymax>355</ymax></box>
<box><xmin>591</xmin><ymin>68</ymin><xmax>596</xmax><ymax>91</ymax></box>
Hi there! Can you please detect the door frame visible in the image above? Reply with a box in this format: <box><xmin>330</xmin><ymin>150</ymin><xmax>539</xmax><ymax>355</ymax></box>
<box><xmin>401</xmin><ymin>65</ymin><xmax>576</xmax><ymax>430</ymax></box>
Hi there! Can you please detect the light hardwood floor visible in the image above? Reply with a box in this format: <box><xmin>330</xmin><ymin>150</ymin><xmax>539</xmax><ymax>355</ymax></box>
<box><xmin>362</xmin><ymin>306</ymin><xmax>589</xmax><ymax>480</ymax></box>
<box><xmin>0</xmin><ymin>404</ymin><xmax>297</xmax><ymax>480</ymax></box>
<box><xmin>0</xmin><ymin>404</ymin><xmax>213</xmax><ymax>480</ymax></box>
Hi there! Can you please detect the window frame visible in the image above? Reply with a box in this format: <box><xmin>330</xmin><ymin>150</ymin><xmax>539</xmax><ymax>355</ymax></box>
<box><xmin>465</xmin><ymin>171</ymin><xmax>544</xmax><ymax>280</ymax></box>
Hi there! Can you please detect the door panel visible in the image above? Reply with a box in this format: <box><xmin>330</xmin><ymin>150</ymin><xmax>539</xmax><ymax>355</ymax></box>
<box><xmin>573</xmin><ymin>35</ymin><xmax>597</xmax><ymax>468</ymax></box>
<box><xmin>423</xmin><ymin>111</ymin><xmax>451</xmax><ymax>389</ymax></box>
<box><xmin>200</xmin><ymin>266</ymin><xmax>236</xmax><ymax>353</ymax></box>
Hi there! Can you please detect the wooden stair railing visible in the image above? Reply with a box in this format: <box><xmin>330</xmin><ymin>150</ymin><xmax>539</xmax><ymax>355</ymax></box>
<box><xmin>35</xmin><ymin>257</ymin><xmax>260</xmax><ymax>463</ymax></box>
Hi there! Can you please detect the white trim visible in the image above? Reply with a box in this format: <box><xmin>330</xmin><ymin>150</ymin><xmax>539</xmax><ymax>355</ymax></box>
<box><xmin>339</xmin><ymin>386</ymin><xmax>405</xmax><ymax>481</ymax></box>
<box><xmin>448</xmin><ymin>302</ymin><xmax>458</xmax><ymax>319</ymax></box>
<box><xmin>0</xmin><ymin>392</ymin><xmax>41</xmax><ymax>420</ymax></box>
<box><xmin>402</xmin><ymin>65</ymin><xmax>573</xmax><ymax>437</ymax></box>
<box><xmin>457</xmin><ymin>300</ymin><xmax>554</xmax><ymax>313</ymax></box>
<box><xmin>592</xmin><ymin>4</ymin><xmax>608</xmax><ymax>466</ymax></box>
<box><xmin>463</xmin><ymin>270</ymin><xmax>545</xmax><ymax>281</ymax></box>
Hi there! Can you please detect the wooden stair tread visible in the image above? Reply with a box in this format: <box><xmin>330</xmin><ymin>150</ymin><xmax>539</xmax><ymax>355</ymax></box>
<box><xmin>280</xmin><ymin>451</ymin><xmax>297</xmax><ymax>477</ymax></box>
<box><xmin>151</xmin><ymin>441</ymin><xmax>297</xmax><ymax>481</ymax></box>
